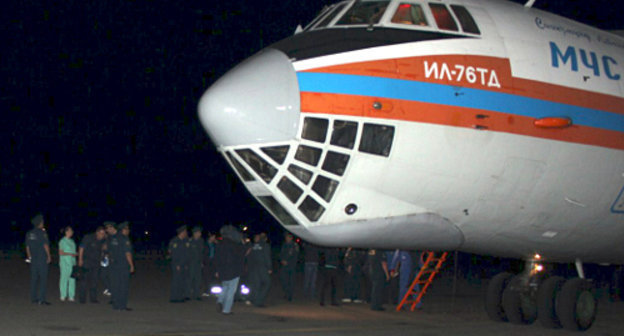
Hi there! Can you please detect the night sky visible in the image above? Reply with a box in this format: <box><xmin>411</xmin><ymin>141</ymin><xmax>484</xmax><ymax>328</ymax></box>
<box><xmin>2</xmin><ymin>0</ymin><xmax>622</xmax><ymax>248</ymax></box>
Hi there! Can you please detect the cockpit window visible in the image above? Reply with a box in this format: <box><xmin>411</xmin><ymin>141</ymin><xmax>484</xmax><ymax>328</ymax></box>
<box><xmin>391</xmin><ymin>3</ymin><xmax>429</xmax><ymax>26</ymax></box>
<box><xmin>336</xmin><ymin>0</ymin><xmax>391</xmax><ymax>26</ymax></box>
<box><xmin>304</xmin><ymin>5</ymin><xmax>333</xmax><ymax>31</ymax></box>
<box><xmin>315</xmin><ymin>2</ymin><xmax>349</xmax><ymax>29</ymax></box>
<box><xmin>450</xmin><ymin>5</ymin><xmax>480</xmax><ymax>35</ymax></box>
<box><xmin>429</xmin><ymin>3</ymin><xmax>458</xmax><ymax>32</ymax></box>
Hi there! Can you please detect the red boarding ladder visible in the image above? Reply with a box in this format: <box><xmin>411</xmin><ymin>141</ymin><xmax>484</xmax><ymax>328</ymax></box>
<box><xmin>396</xmin><ymin>251</ymin><xmax>448</xmax><ymax>312</ymax></box>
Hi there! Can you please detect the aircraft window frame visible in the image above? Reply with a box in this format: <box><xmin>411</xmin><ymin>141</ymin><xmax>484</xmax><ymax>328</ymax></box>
<box><xmin>390</xmin><ymin>2</ymin><xmax>430</xmax><ymax>27</ymax></box>
<box><xmin>358</xmin><ymin>123</ymin><xmax>395</xmax><ymax>157</ymax></box>
<box><xmin>312</xmin><ymin>175</ymin><xmax>339</xmax><ymax>203</ymax></box>
<box><xmin>294</xmin><ymin>145</ymin><xmax>323</xmax><ymax>167</ymax></box>
<box><xmin>312</xmin><ymin>2</ymin><xmax>350</xmax><ymax>30</ymax></box>
<box><xmin>428</xmin><ymin>3</ymin><xmax>459</xmax><ymax>32</ymax></box>
<box><xmin>277</xmin><ymin>176</ymin><xmax>304</xmax><ymax>204</ymax></box>
<box><xmin>450</xmin><ymin>5</ymin><xmax>480</xmax><ymax>35</ymax></box>
<box><xmin>235</xmin><ymin>149</ymin><xmax>277</xmax><ymax>184</ymax></box>
<box><xmin>321</xmin><ymin>151</ymin><xmax>350</xmax><ymax>177</ymax></box>
<box><xmin>257</xmin><ymin>196</ymin><xmax>299</xmax><ymax>226</ymax></box>
<box><xmin>298</xmin><ymin>196</ymin><xmax>326</xmax><ymax>222</ymax></box>
<box><xmin>288</xmin><ymin>164</ymin><xmax>313</xmax><ymax>185</ymax></box>
<box><xmin>261</xmin><ymin>145</ymin><xmax>290</xmax><ymax>165</ymax></box>
<box><xmin>335</xmin><ymin>0</ymin><xmax>391</xmax><ymax>26</ymax></box>
<box><xmin>225</xmin><ymin>151</ymin><xmax>255</xmax><ymax>182</ymax></box>
<box><xmin>330</xmin><ymin>120</ymin><xmax>358</xmax><ymax>149</ymax></box>
<box><xmin>301</xmin><ymin>117</ymin><xmax>329</xmax><ymax>143</ymax></box>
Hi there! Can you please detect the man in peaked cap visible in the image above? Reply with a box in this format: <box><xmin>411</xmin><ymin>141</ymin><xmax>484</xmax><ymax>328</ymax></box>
<box><xmin>101</xmin><ymin>221</ymin><xmax>116</xmax><ymax>298</ymax></box>
<box><xmin>109</xmin><ymin>221</ymin><xmax>134</xmax><ymax>311</ymax></box>
<box><xmin>188</xmin><ymin>226</ymin><xmax>204</xmax><ymax>300</ymax></box>
<box><xmin>169</xmin><ymin>225</ymin><xmax>189</xmax><ymax>303</ymax></box>
<box><xmin>25</xmin><ymin>213</ymin><xmax>52</xmax><ymax>305</ymax></box>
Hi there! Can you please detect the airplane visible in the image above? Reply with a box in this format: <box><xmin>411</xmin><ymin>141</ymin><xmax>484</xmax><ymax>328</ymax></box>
<box><xmin>197</xmin><ymin>0</ymin><xmax>624</xmax><ymax>331</ymax></box>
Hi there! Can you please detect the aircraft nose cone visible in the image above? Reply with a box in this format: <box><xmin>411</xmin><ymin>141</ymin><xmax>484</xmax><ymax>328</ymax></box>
<box><xmin>198</xmin><ymin>49</ymin><xmax>300</xmax><ymax>148</ymax></box>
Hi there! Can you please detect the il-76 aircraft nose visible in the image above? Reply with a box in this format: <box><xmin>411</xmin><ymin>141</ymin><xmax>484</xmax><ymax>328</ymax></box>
<box><xmin>197</xmin><ymin>49</ymin><xmax>300</xmax><ymax>148</ymax></box>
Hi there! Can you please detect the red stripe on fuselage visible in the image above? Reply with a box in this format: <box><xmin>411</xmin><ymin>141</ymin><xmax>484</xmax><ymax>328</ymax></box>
<box><xmin>300</xmin><ymin>92</ymin><xmax>624</xmax><ymax>150</ymax></box>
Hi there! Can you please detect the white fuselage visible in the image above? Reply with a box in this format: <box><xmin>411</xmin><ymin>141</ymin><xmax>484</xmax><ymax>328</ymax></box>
<box><xmin>198</xmin><ymin>0</ymin><xmax>624</xmax><ymax>264</ymax></box>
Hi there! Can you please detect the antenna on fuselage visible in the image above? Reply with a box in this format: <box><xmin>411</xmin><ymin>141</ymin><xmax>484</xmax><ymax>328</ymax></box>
<box><xmin>524</xmin><ymin>0</ymin><xmax>537</xmax><ymax>7</ymax></box>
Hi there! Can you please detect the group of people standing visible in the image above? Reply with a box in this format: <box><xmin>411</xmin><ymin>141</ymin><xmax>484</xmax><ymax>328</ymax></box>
<box><xmin>167</xmin><ymin>225</ymin><xmax>272</xmax><ymax>314</ymax></box>
<box><xmin>300</xmin><ymin>243</ymin><xmax>421</xmax><ymax>311</ymax></box>
<box><xmin>25</xmin><ymin>214</ymin><xmax>134</xmax><ymax>311</ymax></box>
<box><xmin>25</xmin><ymin>213</ymin><xmax>419</xmax><ymax>315</ymax></box>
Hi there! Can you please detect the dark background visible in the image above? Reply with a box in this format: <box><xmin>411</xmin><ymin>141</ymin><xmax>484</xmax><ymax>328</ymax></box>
<box><xmin>1</xmin><ymin>0</ymin><xmax>622</xmax><ymax>249</ymax></box>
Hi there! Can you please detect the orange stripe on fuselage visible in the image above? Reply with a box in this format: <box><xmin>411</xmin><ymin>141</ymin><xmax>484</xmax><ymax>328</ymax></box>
<box><xmin>300</xmin><ymin>92</ymin><xmax>624</xmax><ymax>151</ymax></box>
<box><xmin>304</xmin><ymin>55</ymin><xmax>624</xmax><ymax>115</ymax></box>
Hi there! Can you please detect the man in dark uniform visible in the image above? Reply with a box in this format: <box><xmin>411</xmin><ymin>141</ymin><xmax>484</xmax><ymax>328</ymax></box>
<box><xmin>279</xmin><ymin>233</ymin><xmax>299</xmax><ymax>302</ymax></box>
<box><xmin>367</xmin><ymin>249</ymin><xmax>390</xmax><ymax>311</ymax></box>
<box><xmin>101</xmin><ymin>222</ymin><xmax>117</xmax><ymax>297</ymax></box>
<box><xmin>188</xmin><ymin>226</ymin><xmax>204</xmax><ymax>301</ymax></box>
<box><xmin>109</xmin><ymin>221</ymin><xmax>134</xmax><ymax>311</ymax></box>
<box><xmin>343</xmin><ymin>247</ymin><xmax>364</xmax><ymax>303</ymax></box>
<box><xmin>169</xmin><ymin>225</ymin><xmax>189</xmax><ymax>303</ymax></box>
<box><xmin>303</xmin><ymin>242</ymin><xmax>320</xmax><ymax>299</ymax></box>
<box><xmin>246</xmin><ymin>233</ymin><xmax>272</xmax><ymax>307</ymax></box>
<box><xmin>319</xmin><ymin>247</ymin><xmax>340</xmax><ymax>306</ymax></box>
<box><xmin>78</xmin><ymin>226</ymin><xmax>106</xmax><ymax>303</ymax></box>
<box><xmin>25</xmin><ymin>213</ymin><xmax>51</xmax><ymax>305</ymax></box>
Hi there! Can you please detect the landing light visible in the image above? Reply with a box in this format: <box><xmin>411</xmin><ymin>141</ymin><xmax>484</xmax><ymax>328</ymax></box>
<box><xmin>534</xmin><ymin>253</ymin><xmax>541</xmax><ymax>260</ymax></box>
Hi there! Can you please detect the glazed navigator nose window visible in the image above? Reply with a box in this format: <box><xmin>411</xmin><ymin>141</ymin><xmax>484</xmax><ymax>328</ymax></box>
<box><xmin>235</xmin><ymin>149</ymin><xmax>277</xmax><ymax>183</ymax></box>
<box><xmin>359</xmin><ymin>123</ymin><xmax>395</xmax><ymax>157</ymax></box>
<box><xmin>302</xmin><ymin>117</ymin><xmax>329</xmax><ymax>143</ymax></box>
<box><xmin>330</xmin><ymin>120</ymin><xmax>358</xmax><ymax>149</ymax></box>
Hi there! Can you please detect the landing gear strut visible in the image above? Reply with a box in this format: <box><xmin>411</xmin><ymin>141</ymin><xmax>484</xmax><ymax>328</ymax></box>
<box><xmin>486</xmin><ymin>257</ymin><xmax>597</xmax><ymax>331</ymax></box>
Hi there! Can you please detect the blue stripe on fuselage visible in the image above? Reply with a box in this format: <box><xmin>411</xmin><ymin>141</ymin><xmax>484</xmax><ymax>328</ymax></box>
<box><xmin>297</xmin><ymin>72</ymin><xmax>624</xmax><ymax>133</ymax></box>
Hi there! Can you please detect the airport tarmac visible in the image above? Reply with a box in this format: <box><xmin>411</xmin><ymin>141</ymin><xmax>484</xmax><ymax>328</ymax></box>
<box><xmin>1</xmin><ymin>258</ymin><xmax>622</xmax><ymax>336</ymax></box>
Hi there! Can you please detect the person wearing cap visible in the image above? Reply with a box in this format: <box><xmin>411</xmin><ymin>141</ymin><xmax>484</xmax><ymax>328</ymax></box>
<box><xmin>78</xmin><ymin>226</ymin><xmax>106</xmax><ymax>303</ymax></box>
<box><xmin>215</xmin><ymin>225</ymin><xmax>245</xmax><ymax>315</ymax></box>
<box><xmin>168</xmin><ymin>225</ymin><xmax>189</xmax><ymax>303</ymax></box>
<box><xmin>101</xmin><ymin>222</ymin><xmax>117</xmax><ymax>297</ymax></box>
<box><xmin>25</xmin><ymin>213</ymin><xmax>52</xmax><ymax>305</ymax></box>
<box><xmin>58</xmin><ymin>225</ymin><xmax>78</xmax><ymax>302</ymax></box>
<box><xmin>109</xmin><ymin>221</ymin><xmax>134</xmax><ymax>311</ymax></box>
<box><xmin>188</xmin><ymin>226</ymin><xmax>204</xmax><ymax>301</ymax></box>
<box><xmin>279</xmin><ymin>233</ymin><xmax>299</xmax><ymax>302</ymax></box>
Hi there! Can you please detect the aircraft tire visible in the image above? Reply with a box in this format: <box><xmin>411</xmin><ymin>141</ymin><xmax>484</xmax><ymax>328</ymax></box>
<box><xmin>501</xmin><ymin>275</ymin><xmax>537</xmax><ymax>325</ymax></box>
<box><xmin>537</xmin><ymin>276</ymin><xmax>565</xmax><ymax>329</ymax></box>
<box><xmin>557</xmin><ymin>278</ymin><xmax>597</xmax><ymax>331</ymax></box>
<box><xmin>485</xmin><ymin>272</ymin><xmax>513</xmax><ymax>322</ymax></box>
